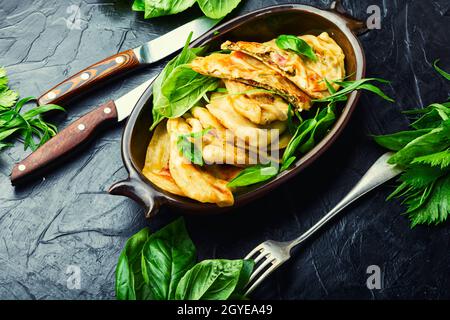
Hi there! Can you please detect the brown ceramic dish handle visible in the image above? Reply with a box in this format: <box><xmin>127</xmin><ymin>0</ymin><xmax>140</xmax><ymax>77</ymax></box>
<box><xmin>10</xmin><ymin>100</ymin><xmax>118</xmax><ymax>185</ymax></box>
<box><xmin>37</xmin><ymin>49</ymin><xmax>140</xmax><ymax>106</ymax></box>
<box><xmin>109</xmin><ymin>176</ymin><xmax>164</xmax><ymax>218</ymax></box>
<box><xmin>329</xmin><ymin>0</ymin><xmax>368</xmax><ymax>35</ymax></box>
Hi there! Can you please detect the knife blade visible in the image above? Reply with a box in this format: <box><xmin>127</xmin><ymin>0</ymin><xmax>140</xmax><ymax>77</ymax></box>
<box><xmin>11</xmin><ymin>76</ymin><xmax>156</xmax><ymax>185</ymax></box>
<box><xmin>37</xmin><ymin>16</ymin><xmax>220</xmax><ymax>106</ymax></box>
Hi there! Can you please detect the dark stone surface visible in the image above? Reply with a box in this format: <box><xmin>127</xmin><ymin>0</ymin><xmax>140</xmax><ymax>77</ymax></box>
<box><xmin>0</xmin><ymin>0</ymin><xmax>450</xmax><ymax>300</ymax></box>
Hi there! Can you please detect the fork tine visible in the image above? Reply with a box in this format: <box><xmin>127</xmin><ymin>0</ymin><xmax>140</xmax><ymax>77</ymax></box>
<box><xmin>245</xmin><ymin>262</ymin><xmax>280</xmax><ymax>296</ymax></box>
<box><xmin>249</xmin><ymin>256</ymin><xmax>275</xmax><ymax>282</ymax></box>
<box><xmin>253</xmin><ymin>251</ymin><xmax>270</xmax><ymax>264</ymax></box>
<box><xmin>244</xmin><ymin>245</ymin><xmax>263</xmax><ymax>260</ymax></box>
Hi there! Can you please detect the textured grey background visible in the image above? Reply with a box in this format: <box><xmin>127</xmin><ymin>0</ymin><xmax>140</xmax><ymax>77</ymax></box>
<box><xmin>1</xmin><ymin>0</ymin><xmax>450</xmax><ymax>300</ymax></box>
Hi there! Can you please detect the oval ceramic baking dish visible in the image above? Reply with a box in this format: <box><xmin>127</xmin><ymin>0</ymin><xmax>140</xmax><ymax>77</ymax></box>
<box><xmin>109</xmin><ymin>2</ymin><xmax>367</xmax><ymax>218</ymax></box>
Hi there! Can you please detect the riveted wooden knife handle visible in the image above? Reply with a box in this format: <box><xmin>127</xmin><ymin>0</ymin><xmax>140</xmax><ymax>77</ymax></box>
<box><xmin>37</xmin><ymin>49</ymin><xmax>140</xmax><ymax>106</ymax></box>
<box><xmin>11</xmin><ymin>100</ymin><xmax>118</xmax><ymax>185</ymax></box>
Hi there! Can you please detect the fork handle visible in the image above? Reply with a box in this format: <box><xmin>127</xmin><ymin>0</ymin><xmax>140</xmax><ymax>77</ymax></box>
<box><xmin>286</xmin><ymin>152</ymin><xmax>402</xmax><ymax>249</ymax></box>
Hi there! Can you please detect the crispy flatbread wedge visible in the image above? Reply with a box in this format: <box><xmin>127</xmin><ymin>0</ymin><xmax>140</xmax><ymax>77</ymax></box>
<box><xmin>167</xmin><ymin>118</ymin><xmax>234</xmax><ymax>207</ymax></box>
<box><xmin>190</xmin><ymin>51</ymin><xmax>311</xmax><ymax>111</ymax></box>
<box><xmin>223</xmin><ymin>80</ymin><xmax>288</xmax><ymax>125</ymax></box>
<box><xmin>221</xmin><ymin>32</ymin><xmax>345</xmax><ymax>98</ymax></box>
<box><xmin>142</xmin><ymin>122</ymin><xmax>185</xmax><ymax>196</ymax></box>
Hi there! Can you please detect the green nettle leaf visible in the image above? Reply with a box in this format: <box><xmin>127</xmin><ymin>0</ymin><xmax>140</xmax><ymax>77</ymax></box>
<box><xmin>411</xmin><ymin>150</ymin><xmax>450</xmax><ymax>169</ymax></box>
<box><xmin>388</xmin><ymin>120</ymin><xmax>450</xmax><ymax>166</ymax></box>
<box><xmin>407</xmin><ymin>175</ymin><xmax>450</xmax><ymax>227</ymax></box>
<box><xmin>175</xmin><ymin>259</ymin><xmax>253</xmax><ymax>300</ymax></box>
<box><xmin>115</xmin><ymin>228</ymin><xmax>152</xmax><ymax>300</ymax></box>
<box><xmin>434</xmin><ymin>60</ymin><xmax>450</xmax><ymax>81</ymax></box>
<box><xmin>405</xmin><ymin>103</ymin><xmax>450</xmax><ymax>129</ymax></box>
<box><xmin>141</xmin><ymin>218</ymin><xmax>196</xmax><ymax>300</ymax></box>
<box><xmin>373</xmin><ymin>129</ymin><xmax>433</xmax><ymax>151</ymax></box>
<box><xmin>0</xmin><ymin>89</ymin><xmax>19</xmax><ymax>109</ymax></box>
<box><xmin>275</xmin><ymin>35</ymin><xmax>317</xmax><ymax>61</ymax></box>
<box><xmin>227</xmin><ymin>165</ymin><xmax>278</xmax><ymax>188</ymax></box>
<box><xmin>197</xmin><ymin>0</ymin><xmax>242</xmax><ymax>19</ymax></box>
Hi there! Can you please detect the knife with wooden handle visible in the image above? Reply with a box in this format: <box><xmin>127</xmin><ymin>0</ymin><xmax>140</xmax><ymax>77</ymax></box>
<box><xmin>37</xmin><ymin>16</ymin><xmax>220</xmax><ymax>106</ymax></box>
<box><xmin>11</xmin><ymin>77</ymin><xmax>155</xmax><ymax>185</ymax></box>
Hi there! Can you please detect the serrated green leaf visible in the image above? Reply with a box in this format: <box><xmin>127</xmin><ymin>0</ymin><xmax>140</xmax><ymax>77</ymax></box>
<box><xmin>411</xmin><ymin>149</ymin><xmax>450</xmax><ymax>169</ymax></box>
<box><xmin>408</xmin><ymin>175</ymin><xmax>450</xmax><ymax>227</ymax></box>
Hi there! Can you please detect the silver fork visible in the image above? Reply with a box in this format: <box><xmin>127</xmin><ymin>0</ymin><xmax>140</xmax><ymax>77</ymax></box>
<box><xmin>244</xmin><ymin>152</ymin><xmax>402</xmax><ymax>295</ymax></box>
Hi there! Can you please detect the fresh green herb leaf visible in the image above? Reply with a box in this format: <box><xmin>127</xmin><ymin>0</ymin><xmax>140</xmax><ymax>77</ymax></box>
<box><xmin>282</xmin><ymin>118</ymin><xmax>317</xmax><ymax>164</ymax></box>
<box><xmin>176</xmin><ymin>128</ymin><xmax>211</xmax><ymax>165</ymax></box>
<box><xmin>299</xmin><ymin>104</ymin><xmax>336</xmax><ymax>153</ymax></box>
<box><xmin>407</xmin><ymin>175</ymin><xmax>450</xmax><ymax>227</ymax></box>
<box><xmin>141</xmin><ymin>218</ymin><xmax>196</xmax><ymax>300</ymax></box>
<box><xmin>175</xmin><ymin>259</ymin><xmax>253</xmax><ymax>300</ymax></box>
<box><xmin>115</xmin><ymin>228</ymin><xmax>152</xmax><ymax>300</ymax></box>
<box><xmin>373</xmin><ymin>129</ymin><xmax>433</xmax><ymax>151</ymax></box>
<box><xmin>151</xmin><ymin>33</ymin><xmax>219</xmax><ymax>130</ymax></box>
<box><xmin>388</xmin><ymin>120</ymin><xmax>450</xmax><ymax>166</ymax></box>
<box><xmin>227</xmin><ymin>165</ymin><xmax>278</xmax><ymax>188</ymax></box>
<box><xmin>142</xmin><ymin>0</ymin><xmax>196</xmax><ymax>19</ymax></box>
<box><xmin>406</xmin><ymin>103</ymin><xmax>450</xmax><ymax>129</ymax></box>
<box><xmin>197</xmin><ymin>0</ymin><xmax>242</xmax><ymax>19</ymax></box>
<box><xmin>411</xmin><ymin>149</ymin><xmax>450</xmax><ymax>169</ymax></box>
<box><xmin>434</xmin><ymin>59</ymin><xmax>450</xmax><ymax>81</ymax></box>
<box><xmin>131</xmin><ymin>0</ymin><xmax>145</xmax><ymax>11</ymax></box>
<box><xmin>0</xmin><ymin>70</ymin><xmax>64</xmax><ymax>152</ymax></box>
<box><xmin>275</xmin><ymin>35</ymin><xmax>317</xmax><ymax>61</ymax></box>
<box><xmin>314</xmin><ymin>78</ymin><xmax>393</xmax><ymax>104</ymax></box>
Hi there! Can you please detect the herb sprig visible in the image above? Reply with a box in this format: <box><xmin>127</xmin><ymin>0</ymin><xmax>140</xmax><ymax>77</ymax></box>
<box><xmin>0</xmin><ymin>68</ymin><xmax>64</xmax><ymax>152</ymax></box>
<box><xmin>374</xmin><ymin>61</ymin><xmax>450</xmax><ymax>227</ymax></box>
<box><xmin>115</xmin><ymin>218</ymin><xmax>253</xmax><ymax>300</ymax></box>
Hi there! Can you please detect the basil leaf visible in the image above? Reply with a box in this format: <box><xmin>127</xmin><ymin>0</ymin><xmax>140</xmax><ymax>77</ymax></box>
<box><xmin>388</xmin><ymin>120</ymin><xmax>450</xmax><ymax>166</ymax></box>
<box><xmin>175</xmin><ymin>259</ymin><xmax>253</xmax><ymax>300</ymax></box>
<box><xmin>142</xmin><ymin>0</ymin><xmax>196</xmax><ymax>19</ymax></box>
<box><xmin>434</xmin><ymin>59</ymin><xmax>450</xmax><ymax>81</ymax></box>
<box><xmin>373</xmin><ymin>129</ymin><xmax>433</xmax><ymax>151</ymax></box>
<box><xmin>197</xmin><ymin>0</ymin><xmax>242</xmax><ymax>19</ymax></box>
<box><xmin>275</xmin><ymin>35</ymin><xmax>317</xmax><ymax>61</ymax></box>
<box><xmin>115</xmin><ymin>228</ymin><xmax>152</xmax><ymax>300</ymax></box>
<box><xmin>141</xmin><ymin>218</ymin><xmax>196</xmax><ymax>300</ymax></box>
<box><xmin>227</xmin><ymin>165</ymin><xmax>278</xmax><ymax>188</ymax></box>
<box><xmin>160</xmin><ymin>64</ymin><xmax>219</xmax><ymax>117</ymax></box>
<box><xmin>151</xmin><ymin>34</ymin><xmax>218</xmax><ymax>130</ymax></box>
<box><xmin>131</xmin><ymin>0</ymin><xmax>145</xmax><ymax>11</ymax></box>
